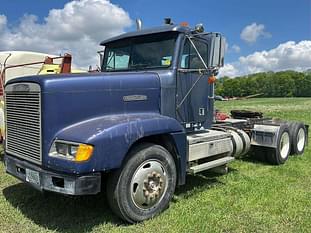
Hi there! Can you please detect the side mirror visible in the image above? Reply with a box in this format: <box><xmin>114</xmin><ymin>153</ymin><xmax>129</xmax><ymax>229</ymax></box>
<box><xmin>205</xmin><ymin>33</ymin><xmax>225</xmax><ymax>68</ymax></box>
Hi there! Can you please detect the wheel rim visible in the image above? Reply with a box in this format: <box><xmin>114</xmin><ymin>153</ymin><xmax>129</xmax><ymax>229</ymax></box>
<box><xmin>297</xmin><ymin>128</ymin><xmax>306</xmax><ymax>152</ymax></box>
<box><xmin>130</xmin><ymin>159</ymin><xmax>168</xmax><ymax>210</ymax></box>
<box><xmin>280</xmin><ymin>132</ymin><xmax>290</xmax><ymax>159</ymax></box>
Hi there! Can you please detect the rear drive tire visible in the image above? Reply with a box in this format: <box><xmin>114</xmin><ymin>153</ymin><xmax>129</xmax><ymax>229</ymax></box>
<box><xmin>288</xmin><ymin>122</ymin><xmax>307</xmax><ymax>155</ymax></box>
<box><xmin>266</xmin><ymin>124</ymin><xmax>291</xmax><ymax>165</ymax></box>
<box><xmin>106</xmin><ymin>143</ymin><xmax>177</xmax><ymax>223</ymax></box>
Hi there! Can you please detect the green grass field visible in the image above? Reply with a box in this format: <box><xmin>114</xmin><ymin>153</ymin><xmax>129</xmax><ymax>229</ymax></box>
<box><xmin>0</xmin><ymin>98</ymin><xmax>310</xmax><ymax>233</ymax></box>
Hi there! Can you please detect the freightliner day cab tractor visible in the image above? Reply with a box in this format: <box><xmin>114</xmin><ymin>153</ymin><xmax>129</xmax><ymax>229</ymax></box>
<box><xmin>3</xmin><ymin>19</ymin><xmax>308</xmax><ymax>223</ymax></box>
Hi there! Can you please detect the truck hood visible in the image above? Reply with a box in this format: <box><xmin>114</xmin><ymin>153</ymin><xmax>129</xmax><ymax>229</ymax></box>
<box><xmin>7</xmin><ymin>72</ymin><xmax>161</xmax><ymax>122</ymax></box>
<box><xmin>6</xmin><ymin>72</ymin><xmax>161</xmax><ymax>168</ymax></box>
<box><xmin>7</xmin><ymin>72</ymin><xmax>160</xmax><ymax>93</ymax></box>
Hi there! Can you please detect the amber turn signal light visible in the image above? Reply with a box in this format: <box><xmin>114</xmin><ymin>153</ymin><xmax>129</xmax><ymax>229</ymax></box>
<box><xmin>75</xmin><ymin>144</ymin><xmax>94</xmax><ymax>162</ymax></box>
<box><xmin>208</xmin><ymin>75</ymin><xmax>216</xmax><ymax>84</ymax></box>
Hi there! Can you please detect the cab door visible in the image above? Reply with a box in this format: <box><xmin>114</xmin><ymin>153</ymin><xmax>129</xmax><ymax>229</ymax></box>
<box><xmin>176</xmin><ymin>38</ymin><xmax>210</xmax><ymax>128</ymax></box>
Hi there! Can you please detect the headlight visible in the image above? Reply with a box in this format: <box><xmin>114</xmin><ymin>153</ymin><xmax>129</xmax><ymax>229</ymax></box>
<box><xmin>49</xmin><ymin>140</ymin><xmax>94</xmax><ymax>162</ymax></box>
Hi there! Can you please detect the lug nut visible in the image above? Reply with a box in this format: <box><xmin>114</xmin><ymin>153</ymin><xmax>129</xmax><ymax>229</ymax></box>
<box><xmin>152</xmin><ymin>172</ymin><xmax>157</xmax><ymax>177</ymax></box>
<box><xmin>144</xmin><ymin>190</ymin><xmax>149</xmax><ymax>196</ymax></box>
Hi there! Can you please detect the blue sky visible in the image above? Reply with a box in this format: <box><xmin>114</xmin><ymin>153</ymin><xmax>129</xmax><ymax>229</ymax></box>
<box><xmin>114</xmin><ymin>0</ymin><xmax>311</xmax><ymax>62</ymax></box>
<box><xmin>0</xmin><ymin>0</ymin><xmax>310</xmax><ymax>76</ymax></box>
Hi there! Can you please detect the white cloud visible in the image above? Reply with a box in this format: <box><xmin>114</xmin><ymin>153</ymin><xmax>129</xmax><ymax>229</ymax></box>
<box><xmin>0</xmin><ymin>15</ymin><xmax>6</xmax><ymax>32</ymax></box>
<box><xmin>218</xmin><ymin>63</ymin><xmax>239</xmax><ymax>77</ymax></box>
<box><xmin>225</xmin><ymin>43</ymin><xmax>241</xmax><ymax>53</ymax></box>
<box><xmin>224</xmin><ymin>40</ymin><xmax>229</xmax><ymax>52</ymax></box>
<box><xmin>219</xmin><ymin>40</ymin><xmax>311</xmax><ymax>77</ymax></box>
<box><xmin>240</xmin><ymin>23</ymin><xmax>271</xmax><ymax>44</ymax></box>
<box><xmin>0</xmin><ymin>0</ymin><xmax>132</xmax><ymax>68</ymax></box>
<box><xmin>231</xmin><ymin>44</ymin><xmax>241</xmax><ymax>53</ymax></box>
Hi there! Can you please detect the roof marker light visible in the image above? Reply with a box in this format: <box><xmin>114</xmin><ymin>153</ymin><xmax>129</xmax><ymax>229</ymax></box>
<box><xmin>180</xmin><ymin>22</ymin><xmax>189</xmax><ymax>27</ymax></box>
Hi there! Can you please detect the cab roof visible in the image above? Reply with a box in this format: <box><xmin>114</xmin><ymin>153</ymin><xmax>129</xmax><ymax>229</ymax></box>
<box><xmin>100</xmin><ymin>24</ymin><xmax>191</xmax><ymax>46</ymax></box>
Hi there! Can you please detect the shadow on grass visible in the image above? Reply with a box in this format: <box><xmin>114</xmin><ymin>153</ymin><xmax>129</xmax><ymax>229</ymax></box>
<box><xmin>238</xmin><ymin>153</ymin><xmax>271</xmax><ymax>166</ymax></box>
<box><xmin>239</xmin><ymin>156</ymin><xmax>265</xmax><ymax>164</ymax></box>
<box><xmin>3</xmin><ymin>183</ymin><xmax>123</xmax><ymax>232</ymax></box>
<box><xmin>174</xmin><ymin>169</ymin><xmax>232</xmax><ymax>201</ymax></box>
<box><xmin>3</xmin><ymin>167</ymin><xmax>233</xmax><ymax>232</ymax></box>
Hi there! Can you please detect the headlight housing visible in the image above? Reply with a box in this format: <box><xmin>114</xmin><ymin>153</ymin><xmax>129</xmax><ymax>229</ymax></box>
<box><xmin>49</xmin><ymin>140</ymin><xmax>94</xmax><ymax>162</ymax></box>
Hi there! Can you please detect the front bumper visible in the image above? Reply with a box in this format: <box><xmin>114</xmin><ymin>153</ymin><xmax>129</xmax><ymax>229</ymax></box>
<box><xmin>4</xmin><ymin>154</ymin><xmax>101</xmax><ymax>195</ymax></box>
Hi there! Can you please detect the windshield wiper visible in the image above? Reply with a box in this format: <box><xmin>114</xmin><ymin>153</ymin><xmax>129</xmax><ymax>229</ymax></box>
<box><xmin>129</xmin><ymin>63</ymin><xmax>150</xmax><ymax>69</ymax></box>
<box><xmin>129</xmin><ymin>64</ymin><xmax>168</xmax><ymax>70</ymax></box>
<box><xmin>102</xmin><ymin>64</ymin><xmax>115</xmax><ymax>71</ymax></box>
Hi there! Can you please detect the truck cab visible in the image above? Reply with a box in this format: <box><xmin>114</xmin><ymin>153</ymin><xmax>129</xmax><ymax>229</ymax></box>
<box><xmin>100</xmin><ymin>24</ymin><xmax>224</xmax><ymax>130</ymax></box>
<box><xmin>3</xmin><ymin>21</ymin><xmax>307</xmax><ymax>223</ymax></box>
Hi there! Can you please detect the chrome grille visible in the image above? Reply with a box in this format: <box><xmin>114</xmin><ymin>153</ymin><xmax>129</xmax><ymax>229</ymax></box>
<box><xmin>5</xmin><ymin>83</ymin><xmax>42</xmax><ymax>164</ymax></box>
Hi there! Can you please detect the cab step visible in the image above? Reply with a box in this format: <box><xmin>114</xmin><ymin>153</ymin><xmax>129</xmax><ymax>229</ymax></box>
<box><xmin>188</xmin><ymin>156</ymin><xmax>235</xmax><ymax>174</ymax></box>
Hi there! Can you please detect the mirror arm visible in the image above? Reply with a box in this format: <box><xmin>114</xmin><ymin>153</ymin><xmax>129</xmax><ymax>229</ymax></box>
<box><xmin>186</xmin><ymin>36</ymin><xmax>218</xmax><ymax>75</ymax></box>
<box><xmin>185</xmin><ymin>36</ymin><xmax>216</xmax><ymax>100</ymax></box>
<box><xmin>176</xmin><ymin>37</ymin><xmax>215</xmax><ymax>111</ymax></box>
<box><xmin>176</xmin><ymin>72</ymin><xmax>204</xmax><ymax>110</ymax></box>
<box><xmin>186</xmin><ymin>36</ymin><xmax>208</xmax><ymax>69</ymax></box>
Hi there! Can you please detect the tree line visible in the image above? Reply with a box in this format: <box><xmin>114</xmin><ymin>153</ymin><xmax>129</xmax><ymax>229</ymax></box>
<box><xmin>215</xmin><ymin>71</ymin><xmax>311</xmax><ymax>97</ymax></box>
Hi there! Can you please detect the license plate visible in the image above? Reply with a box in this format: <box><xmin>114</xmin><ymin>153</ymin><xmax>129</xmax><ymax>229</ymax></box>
<box><xmin>25</xmin><ymin>168</ymin><xmax>40</xmax><ymax>185</ymax></box>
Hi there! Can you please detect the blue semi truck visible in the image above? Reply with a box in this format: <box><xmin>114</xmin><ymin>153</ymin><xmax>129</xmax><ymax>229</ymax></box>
<box><xmin>3</xmin><ymin>20</ymin><xmax>308</xmax><ymax>223</ymax></box>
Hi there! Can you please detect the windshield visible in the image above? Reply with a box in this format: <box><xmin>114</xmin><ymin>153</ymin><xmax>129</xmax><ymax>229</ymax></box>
<box><xmin>102</xmin><ymin>32</ymin><xmax>178</xmax><ymax>71</ymax></box>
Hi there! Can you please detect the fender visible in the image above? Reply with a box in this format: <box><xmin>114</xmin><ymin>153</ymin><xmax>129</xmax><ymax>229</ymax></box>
<box><xmin>46</xmin><ymin>113</ymin><xmax>186</xmax><ymax>175</ymax></box>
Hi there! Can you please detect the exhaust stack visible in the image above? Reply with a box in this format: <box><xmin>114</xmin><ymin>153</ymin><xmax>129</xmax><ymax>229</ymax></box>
<box><xmin>136</xmin><ymin>19</ymin><xmax>142</xmax><ymax>31</ymax></box>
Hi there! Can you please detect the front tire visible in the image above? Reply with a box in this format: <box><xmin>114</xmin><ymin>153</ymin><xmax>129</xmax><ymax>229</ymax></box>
<box><xmin>106</xmin><ymin>143</ymin><xmax>177</xmax><ymax>223</ymax></box>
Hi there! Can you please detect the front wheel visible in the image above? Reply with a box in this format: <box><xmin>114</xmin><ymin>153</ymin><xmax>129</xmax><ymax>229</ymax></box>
<box><xmin>106</xmin><ymin>143</ymin><xmax>177</xmax><ymax>223</ymax></box>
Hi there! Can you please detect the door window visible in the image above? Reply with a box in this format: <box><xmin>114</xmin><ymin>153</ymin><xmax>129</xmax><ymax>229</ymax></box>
<box><xmin>180</xmin><ymin>39</ymin><xmax>208</xmax><ymax>69</ymax></box>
